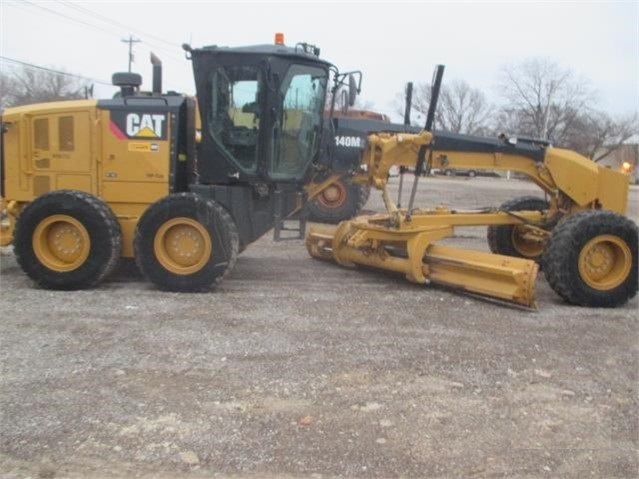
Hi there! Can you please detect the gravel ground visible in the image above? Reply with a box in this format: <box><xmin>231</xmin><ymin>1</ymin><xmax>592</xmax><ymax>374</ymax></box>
<box><xmin>1</xmin><ymin>176</ymin><xmax>637</xmax><ymax>478</ymax></box>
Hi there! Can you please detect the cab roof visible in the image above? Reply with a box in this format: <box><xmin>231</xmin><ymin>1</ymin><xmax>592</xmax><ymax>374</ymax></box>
<box><xmin>193</xmin><ymin>43</ymin><xmax>333</xmax><ymax>67</ymax></box>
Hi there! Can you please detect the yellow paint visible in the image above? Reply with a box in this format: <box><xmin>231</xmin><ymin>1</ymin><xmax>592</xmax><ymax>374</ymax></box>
<box><xmin>153</xmin><ymin>217</ymin><xmax>213</xmax><ymax>275</ymax></box>
<box><xmin>32</xmin><ymin>214</ymin><xmax>91</xmax><ymax>272</ymax></box>
<box><xmin>578</xmin><ymin>234</ymin><xmax>632</xmax><ymax>290</ymax></box>
<box><xmin>307</xmin><ymin>220</ymin><xmax>538</xmax><ymax>307</ymax></box>
<box><xmin>0</xmin><ymin>99</ymin><xmax>172</xmax><ymax>259</ymax></box>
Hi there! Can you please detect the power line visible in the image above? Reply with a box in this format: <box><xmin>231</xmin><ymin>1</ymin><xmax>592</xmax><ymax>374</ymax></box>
<box><xmin>0</xmin><ymin>56</ymin><xmax>112</xmax><ymax>86</ymax></box>
<box><xmin>3</xmin><ymin>0</ymin><xmax>188</xmax><ymax>88</ymax></box>
<box><xmin>47</xmin><ymin>0</ymin><xmax>186</xmax><ymax>64</ymax></box>
<box><xmin>10</xmin><ymin>0</ymin><xmax>185</xmax><ymax>66</ymax></box>
<box><xmin>56</xmin><ymin>0</ymin><xmax>180</xmax><ymax>50</ymax></box>
<box><xmin>20</xmin><ymin>0</ymin><xmax>125</xmax><ymax>39</ymax></box>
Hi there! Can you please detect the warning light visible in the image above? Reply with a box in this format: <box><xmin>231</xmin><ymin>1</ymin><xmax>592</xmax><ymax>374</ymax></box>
<box><xmin>274</xmin><ymin>32</ymin><xmax>285</xmax><ymax>45</ymax></box>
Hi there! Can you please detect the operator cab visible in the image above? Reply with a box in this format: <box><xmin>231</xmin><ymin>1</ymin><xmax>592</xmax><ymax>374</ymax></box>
<box><xmin>186</xmin><ymin>35</ymin><xmax>332</xmax><ymax>185</ymax></box>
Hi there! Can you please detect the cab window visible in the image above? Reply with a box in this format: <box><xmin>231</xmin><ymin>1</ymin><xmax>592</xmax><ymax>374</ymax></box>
<box><xmin>209</xmin><ymin>66</ymin><xmax>262</xmax><ymax>174</ymax></box>
<box><xmin>270</xmin><ymin>64</ymin><xmax>327</xmax><ymax>180</ymax></box>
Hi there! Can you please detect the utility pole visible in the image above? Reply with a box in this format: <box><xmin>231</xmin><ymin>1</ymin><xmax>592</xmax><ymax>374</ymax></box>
<box><xmin>121</xmin><ymin>35</ymin><xmax>141</xmax><ymax>72</ymax></box>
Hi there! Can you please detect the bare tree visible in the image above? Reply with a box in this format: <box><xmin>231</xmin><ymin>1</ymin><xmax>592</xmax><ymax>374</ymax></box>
<box><xmin>497</xmin><ymin>58</ymin><xmax>592</xmax><ymax>142</ymax></box>
<box><xmin>0</xmin><ymin>66</ymin><xmax>88</xmax><ymax>108</ymax></box>
<box><xmin>439</xmin><ymin>80</ymin><xmax>493</xmax><ymax>135</ymax></box>
<box><xmin>0</xmin><ymin>72</ymin><xmax>16</xmax><ymax>110</ymax></box>
<box><xmin>395</xmin><ymin>80</ymin><xmax>492</xmax><ymax>135</ymax></box>
<box><xmin>561</xmin><ymin>111</ymin><xmax>637</xmax><ymax>162</ymax></box>
<box><xmin>497</xmin><ymin>58</ymin><xmax>637</xmax><ymax>161</ymax></box>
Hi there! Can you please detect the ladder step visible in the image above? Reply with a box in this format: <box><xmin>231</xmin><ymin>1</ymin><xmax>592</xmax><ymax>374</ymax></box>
<box><xmin>273</xmin><ymin>189</ymin><xmax>307</xmax><ymax>241</ymax></box>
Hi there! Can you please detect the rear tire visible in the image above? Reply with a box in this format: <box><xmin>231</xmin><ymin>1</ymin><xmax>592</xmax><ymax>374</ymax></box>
<box><xmin>14</xmin><ymin>190</ymin><xmax>121</xmax><ymax>289</ymax></box>
<box><xmin>487</xmin><ymin>196</ymin><xmax>549</xmax><ymax>260</ymax></box>
<box><xmin>306</xmin><ymin>177</ymin><xmax>365</xmax><ymax>224</ymax></box>
<box><xmin>541</xmin><ymin>210</ymin><xmax>638</xmax><ymax>307</ymax></box>
<box><xmin>134</xmin><ymin>193</ymin><xmax>239</xmax><ymax>291</ymax></box>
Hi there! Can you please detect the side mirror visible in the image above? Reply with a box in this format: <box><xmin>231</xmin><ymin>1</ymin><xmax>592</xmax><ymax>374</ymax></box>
<box><xmin>348</xmin><ymin>74</ymin><xmax>358</xmax><ymax>106</ymax></box>
<box><xmin>341</xmin><ymin>90</ymin><xmax>349</xmax><ymax>114</ymax></box>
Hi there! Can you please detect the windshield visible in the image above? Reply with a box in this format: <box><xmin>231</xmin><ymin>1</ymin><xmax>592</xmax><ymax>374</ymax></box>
<box><xmin>270</xmin><ymin>64</ymin><xmax>327</xmax><ymax>180</ymax></box>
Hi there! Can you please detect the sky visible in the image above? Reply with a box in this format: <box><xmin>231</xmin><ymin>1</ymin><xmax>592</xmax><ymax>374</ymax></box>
<box><xmin>1</xmin><ymin>0</ymin><xmax>637</xmax><ymax>122</ymax></box>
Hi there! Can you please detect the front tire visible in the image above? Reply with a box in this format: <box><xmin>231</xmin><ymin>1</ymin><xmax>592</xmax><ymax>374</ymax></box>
<box><xmin>542</xmin><ymin>210</ymin><xmax>638</xmax><ymax>307</ymax></box>
<box><xmin>134</xmin><ymin>193</ymin><xmax>239</xmax><ymax>291</ymax></box>
<box><xmin>14</xmin><ymin>190</ymin><xmax>121</xmax><ymax>289</ymax></box>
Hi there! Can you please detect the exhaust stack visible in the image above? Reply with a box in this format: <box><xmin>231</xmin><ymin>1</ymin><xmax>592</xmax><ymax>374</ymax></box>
<box><xmin>150</xmin><ymin>52</ymin><xmax>162</xmax><ymax>95</ymax></box>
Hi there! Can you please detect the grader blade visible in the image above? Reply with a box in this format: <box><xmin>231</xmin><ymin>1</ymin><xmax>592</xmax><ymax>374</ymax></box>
<box><xmin>307</xmin><ymin>223</ymin><xmax>538</xmax><ymax>308</ymax></box>
<box><xmin>423</xmin><ymin>244</ymin><xmax>538</xmax><ymax>308</ymax></box>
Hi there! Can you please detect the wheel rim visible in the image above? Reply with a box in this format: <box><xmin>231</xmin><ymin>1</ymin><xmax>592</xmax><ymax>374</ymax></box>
<box><xmin>153</xmin><ymin>217</ymin><xmax>212</xmax><ymax>275</ymax></box>
<box><xmin>33</xmin><ymin>214</ymin><xmax>91</xmax><ymax>272</ymax></box>
<box><xmin>317</xmin><ymin>182</ymin><xmax>347</xmax><ymax>208</ymax></box>
<box><xmin>578</xmin><ymin>234</ymin><xmax>632</xmax><ymax>291</ymax></box>
<box><xmin>511</xmin><ymin>226</ymin><xmax>545</xmax><ymax>258</ymax></box>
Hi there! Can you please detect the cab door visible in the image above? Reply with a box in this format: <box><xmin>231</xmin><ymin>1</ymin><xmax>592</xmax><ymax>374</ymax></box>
<box><xmin>268</xmin><ymin>63</ymin><xmax>328</xmax><ymax>181</ymax></box>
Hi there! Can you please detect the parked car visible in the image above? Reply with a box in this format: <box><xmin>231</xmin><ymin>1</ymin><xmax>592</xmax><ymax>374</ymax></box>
<box><xmin>438</xmin><ymin>168</ymin><xmax>501</xmax><ymax>178</ymax></box>
<box><xmin>442</xmin><ymin>168</ymin><xmax>476</xmax><ymax>177</ymax></box>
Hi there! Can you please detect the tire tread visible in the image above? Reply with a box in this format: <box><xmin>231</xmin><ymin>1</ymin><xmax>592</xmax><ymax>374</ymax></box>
<box><xmin>14</xmin><ymin>190</ymin><xmax>121</xmax><ymax>289</ymax></box>
<box><xmin>542</xmin><ymin>210</ymin><xmax>638</xmax><ymax>307</ymax></box>
<box><xmin>134</xmin><ymin>193</ymin><xmax>239</xmax><ymax>291</ymax></box>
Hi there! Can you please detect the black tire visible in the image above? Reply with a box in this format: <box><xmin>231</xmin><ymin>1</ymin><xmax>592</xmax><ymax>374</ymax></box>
<box><xmin>14</xmin><ymin>190</ymin><xmax>121</xmax><ymax>289</ymax></box>
<box><xmin>468</xmin><ymin>170</ymin><xmax>476</xmax><ymax>178</ymax></box>
<box><xmin>134</xmin><ymin>193</ymin><xmax>239</xmax><ymax>291</ymax></box>
<box><xmin>541</xmin><ymin>210</ymin><xmax>638</xmax><ymax>307</ymax></box>
<box><xmin>306</xmin><ymin>177</ymin><xmax>363</xmax><ymax>224</ymax></box>
<box><xmin>487</xmin><ymin>196</ymin><xmax>549</xmax><ymax>260</ymax></box>
<box><xmin>444</xmin><ymin>169</ymin><xmax>454</xmax><ymax>177</ymax></box>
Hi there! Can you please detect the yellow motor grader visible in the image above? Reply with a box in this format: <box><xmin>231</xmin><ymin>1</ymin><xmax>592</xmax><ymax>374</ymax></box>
<box><xmin>0</xmin><ymin>42</ymin><xmax>636</xmax><ymax>309</ymax></box>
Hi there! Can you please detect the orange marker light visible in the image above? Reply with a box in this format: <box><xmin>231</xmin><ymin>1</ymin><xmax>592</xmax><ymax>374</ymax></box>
<box><xmin>274</xmin><ymin>32</ymin><xmax>285</xmax><ymax>45</ymax></box>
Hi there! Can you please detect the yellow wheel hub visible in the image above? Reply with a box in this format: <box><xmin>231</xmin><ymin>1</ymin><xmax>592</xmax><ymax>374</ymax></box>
<box><xmin>318</xmin><ymin>182</ymin><xmax>346</xmax><ymax>208</ymax></box>
<box><xmin>154</xmin><ymin>217</ymin><xmax>212</xmax><ymax>275</ymax></box>
<box><xmin>33</xmin><ymin>215</ymin><xmax>90</xmax><ymax>272</ymax></box>
<box><xmin>578</xmin><ymin>235</ymin><xmax>632</xmax><ymax>291</ymax></box>
<box><xmin>511</xmin><ymin>226</ymin><xmax>545</xmax><ymax>258</ymax></box>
